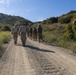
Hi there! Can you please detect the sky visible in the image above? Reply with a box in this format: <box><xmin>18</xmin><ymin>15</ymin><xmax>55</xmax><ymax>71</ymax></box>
<box><xmin>0</xmin><ymin>0</ymin><xmax>76</xmax><ymax>22</ymax></box>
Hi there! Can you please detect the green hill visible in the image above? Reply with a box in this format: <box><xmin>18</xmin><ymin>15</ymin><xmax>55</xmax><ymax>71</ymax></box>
<box><xmin>41</xmin><ymin>10</ymin><xmax>76</xmax><ymax>24</ymax></box>
<box><xmin>0</xmin><ymin>13</ymin><xmax>33</xmax><ymax>26</ymax></box>
<box><xmin>28</xmin><ymin>10</ymin><xmax>76</xmax><ymax>53</ymax></box>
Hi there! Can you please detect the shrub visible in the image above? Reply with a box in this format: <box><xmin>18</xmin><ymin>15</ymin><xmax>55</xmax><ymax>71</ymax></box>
<box><xmin>58</xmin><ymin>15</ymin><xmax>73</xmax><ymax>24</ymax></box>
<box><xmin>1</xmin><ymin>26</ymin><xmax>11</xmax><ymax>31</ymax></box>
<box><xmin>42</xmin><ymin>20</ymin><xmax>47</xmax><ymax>24</ymax></box>
<box><xmin>0</xmin><ymin>32</ymin><xmax>12</xmax><ymax>44</ymax></box>
<box><xmin>43</xmin><ymin>32</ymin><xmax>57</xmax><ymax>43</ymax></box>
<box><xmin>64</xmin><ymin>24</ymin><xmax>74</xmax><ymax>39</ymax></box>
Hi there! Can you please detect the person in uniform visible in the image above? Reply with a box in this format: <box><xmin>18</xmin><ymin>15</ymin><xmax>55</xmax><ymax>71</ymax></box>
<box><xmin>19</xmin><ymin>24</ymin><xmax>27</xmax><ymax>46</ymax></box>
<box><xmin>12</xmin><ymin>25</ymin><xmax>19</xmax><ymax>44</ymax></box>
<box><xmin>38</xmin><ymin>25</ymin><xmax>42</xmax><ymax>43</ymax></box>
<box><xmin>33</xmin><ymin>27</ymin><xmax>37</xmax><ymax>40</ymax></box>
<box><xmin>29</xmin><ymin>27</ymin><xmax>33</xmax><ymax>39</ymax></box>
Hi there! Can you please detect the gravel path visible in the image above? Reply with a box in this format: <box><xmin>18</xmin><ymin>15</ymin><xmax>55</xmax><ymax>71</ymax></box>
<box><xmin>0</xmin><ymin>37</ymin><xmax>76</xmax><ymax>75</ymax></box>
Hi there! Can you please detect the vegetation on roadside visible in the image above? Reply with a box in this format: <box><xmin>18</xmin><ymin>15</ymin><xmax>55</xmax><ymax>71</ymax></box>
<box><xmin>0</xmin><ymin>32</ymin><xmax>12</xmax><ymax>49</ymax></box>
<box><xmin>29</xmin><ymin>10</ymin><xmax>76</xmax><ymax>53</ymax></box>
<box><xmin>0</xmin><ymin>10</ymin><xmax>76</xmax><ymax>54</ymax></box>
<box><xmin>0</xmin><ymin>12</ymin><xmax>33</xmax><ymax>47</ymax></box>
<box><xmin>0</xmin><ymin>13</ymin><xmax>33</xmax><ymax>57</ymax></box>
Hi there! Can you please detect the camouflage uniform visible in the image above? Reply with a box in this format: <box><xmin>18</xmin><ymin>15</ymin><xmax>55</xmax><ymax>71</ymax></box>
<box><xmin>38</xmin><ymin>25</ymin><xmax>42</xmax><ymax>43</ymax></box>
<box><xmin>33</xmin><ymin>27</ymin><xmax>37</xmax><ymax>40</ymax></box>
<box><xmin>29</xmin><ymin>27</ymin><xmax>33</xmax><ymax>39</ymax></box>
<box><xmin>12</xmin><ymin>25</ymin><xmax>19</xmax><ymax>44</ymax></box>
<box><xmin>20</xmin><ymin>25</ymin><xmax>27</xmax><ymax>46</ymax></box>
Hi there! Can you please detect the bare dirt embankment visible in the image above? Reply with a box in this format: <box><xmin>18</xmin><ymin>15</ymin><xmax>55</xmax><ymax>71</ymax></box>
<box><xmin>0</xmin><ymin>37</ymin><xmax>76</xmax><ymax>75</ymax></box>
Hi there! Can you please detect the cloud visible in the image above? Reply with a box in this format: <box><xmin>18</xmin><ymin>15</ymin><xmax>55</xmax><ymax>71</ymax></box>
<box><xmin>0</xmin><ymin>0</ymin><xmax>16</xmax><ymax>14</ymax></box>
<box><xmin>0</xmin><ymin>6</ymin><xmax>15</xmax><ymax>15</ymax></box>
<box><xmin>0</xmin><ymin>0</ymin><xmax>11</xmax><ymax>5</ymax></box>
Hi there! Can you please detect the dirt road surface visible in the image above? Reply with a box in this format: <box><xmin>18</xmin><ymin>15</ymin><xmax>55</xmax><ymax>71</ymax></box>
<box><xmin>0</xmin><ymin>37</ymin><xmax>76</xmax><ymax>75</ymax></box>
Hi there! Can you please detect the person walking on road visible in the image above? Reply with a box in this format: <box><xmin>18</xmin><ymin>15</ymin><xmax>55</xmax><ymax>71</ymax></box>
<box><xmin>12</xmin><ymin>25</ymin><xmax>19</xmax><ymax>44</ymax></box>
<box><xmin>29</xmin><ymin>27</ymin><xmax>33</xmax><ymax>40</ymax></box>
<box><xmin>33</xmin><ymin>27</ymin><xmax>37</xmax><ymax>41</ymax></box>
<box><xmin>19</xmin><ymin>24</ymin><xmax>27</xmax><ymax>46</ymax></box>
<box><xmin>26</xmin><ymin>27</ymin><xmax>30</xmax><ymax>38</ymax></box>
<box><xmin>38</xmin><ymin>25</ymin><xmax>42</xmax><ymax>43</ymax></box>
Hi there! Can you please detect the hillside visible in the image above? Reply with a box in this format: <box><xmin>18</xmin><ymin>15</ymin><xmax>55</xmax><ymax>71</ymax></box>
<box><xmin>28</xmin><ymin>10</ymin><xmax>76</xmax><ymax>53</ymax></box>
<box><xmin>0</xmin><ymin>13</ymin><xmax>33</xmax><ymax>26</ymax></box>
<box><xmin>40</xmin><ymin>10</ymin><xmax>76</xmax><ymax>24</ymax></box>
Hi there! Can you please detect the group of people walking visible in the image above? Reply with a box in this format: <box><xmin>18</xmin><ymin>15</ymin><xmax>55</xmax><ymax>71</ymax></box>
<box><xmin>28</xmin><ymin>25</ymin><xmax>42</xmax><ymax>43</ymax></box>
<box><xmin>12</xmin><ymin>24</ymin><xmax>43</xmax><ymax>46</ymax></box>
<box><xmin>12</xmin><ymin>24</ymin><xmax>27</xmax><ymax>46</ymax></box>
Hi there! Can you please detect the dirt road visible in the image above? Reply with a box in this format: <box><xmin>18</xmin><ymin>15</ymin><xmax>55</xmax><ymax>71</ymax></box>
<box><xmin>0</xmin><ymin>37</ymin><xmax>76</xmax><ymax>75</ymax></box>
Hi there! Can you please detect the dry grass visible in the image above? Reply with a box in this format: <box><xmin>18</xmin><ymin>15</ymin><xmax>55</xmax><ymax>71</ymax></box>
<box><xmin>0</xmin><ymin>31</ymin><xmax>12</xmax><ymax>49</ymax></box>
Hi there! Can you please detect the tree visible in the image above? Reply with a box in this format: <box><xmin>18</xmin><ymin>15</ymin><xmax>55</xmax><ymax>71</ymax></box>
<box><xmin>2</xmin><ymin>26</ymin><xmax>11</xmax><ymax>31</ymax></box>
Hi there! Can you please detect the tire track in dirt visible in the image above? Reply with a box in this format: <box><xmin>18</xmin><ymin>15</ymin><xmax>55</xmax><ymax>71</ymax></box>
<box><xmin>27</xmin><ymin>38</ymin><xmax>76</xmax><ymax>75</ymax></box>
<box><xmin>24</xmin><ymin>39</ymin><xmax>66</xmax><ymax>75</ymax></box>
<box><xmin>0</xmin><ymin>38</ymin><xmax>75</xmax><ymax>75</ymax></box>
<box><xmin>0</xmin><ymin>39</ymin><xmax>36</xmax><ymax>75</ymax></box>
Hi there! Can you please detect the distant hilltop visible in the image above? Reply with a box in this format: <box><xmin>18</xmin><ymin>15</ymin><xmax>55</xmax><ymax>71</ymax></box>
<box><xmin>67</xmin><ymin>10</ymin><xmax>76</xmax><ymax>14</ymax></box>
<box><xmin>0</xmin><ymin>10</ymin><xmax>76</xmax><ymax>26</ymax></box>
<box><xmin>36</xmin><ymin>10</ymin><xmax>76</xmax><ymax>24</ymax></box>
<box><xmin>0</xmin><ymin>13</ymin><xmax>33</xmax><ymax>26</ymax></box>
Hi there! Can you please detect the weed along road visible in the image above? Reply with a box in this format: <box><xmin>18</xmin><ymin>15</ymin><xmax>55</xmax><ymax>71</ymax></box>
<box><xmin>0</xmin><ymin>37</ymin><xmax>76</xmax><ymax>75</ymax></box>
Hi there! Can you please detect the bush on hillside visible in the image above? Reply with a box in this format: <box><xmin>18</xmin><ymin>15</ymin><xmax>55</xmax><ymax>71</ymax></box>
<box><xmin>47</xmin><ymin>17</ymin><xmax>58</xmax><ymax>24</ymax></box>
<box><xmin>0</xmin><ymin>32</ymin><xmax>12</xmax><ymax>43</ymax></box>
<box><xmin>1</xmin><ymin>26</ymin><xmax>11</xmax><ymax>31</ymax></box>
<box><xmin>42</xmin><ymin>20</ymin><xmax>47</xmax><ymax>24</ymax></box>
<box><xmin>58</xmin><ymin>15</ymin><xmax>73</xmax><ymax>24</ymax></box>
<box><xmin>64</xmin><ymin>24</ymin><xmax>74</xmax><ymax>39</ymax></box>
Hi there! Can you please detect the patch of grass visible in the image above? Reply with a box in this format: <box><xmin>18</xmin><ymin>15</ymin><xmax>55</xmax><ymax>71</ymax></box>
<box><xmin>43</xmin><ymin>32</ymin><xmax>58</xmax><ymax>43</ymax></box>
<box><xmin>43</xmin><ymin>31</ymin><xmax>76</xmax><ymax>53</ymax></box>
<box><xmin>28</xmin><ymin>22</ymin><xmax>76</xmax><ymax>54</ymax></box>
<box><xmin>0</xmin><ymin>32</ymin><xmax>12</xmax><ymax>49</ymax></box>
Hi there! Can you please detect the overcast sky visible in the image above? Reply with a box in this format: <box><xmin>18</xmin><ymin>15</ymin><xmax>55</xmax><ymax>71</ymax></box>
<box><xmin>0</xmin><ymin>0</ymin><xmax>76</xmax><ymax>22</ymax></box>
